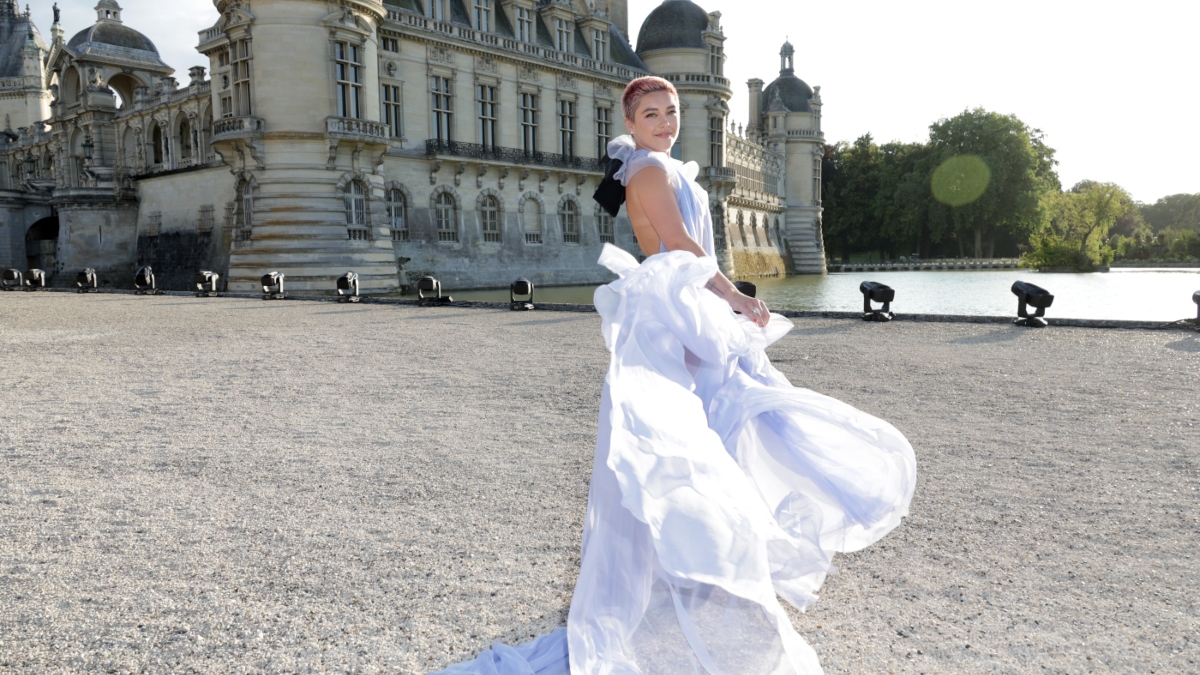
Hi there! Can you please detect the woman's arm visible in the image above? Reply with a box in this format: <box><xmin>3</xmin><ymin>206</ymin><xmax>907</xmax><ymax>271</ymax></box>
<box><xmin>626</xmin><ymin>167</ymin><xmax>770</xmax><ymax>327</ymax></box>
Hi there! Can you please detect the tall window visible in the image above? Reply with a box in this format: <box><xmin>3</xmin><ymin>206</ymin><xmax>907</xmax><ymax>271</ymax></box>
<box><xmin>435</xmin><ymin>192</ymin><xmax>458</xmax><ymax>242</ymax></box>
<box><xmin>712</xmin><ymin>208</ymin><xmax>726</xmax><ymax>248</ymax></box>
<box><xmin>813</xmin><ymin>155</ymin><xmax>822</xmax><ymax>205</ymax></box>
<box><xmin>232</xmin><ymin>39</ymin><xmax>252</xmax><ymax>116</ymax></box>
<box><xmin>430</xmin><ymin>0</ymin><xmax>447</xmax><ymax>21</ymax></box>
<box><xmin>709</xmin><ymin>117</ymin><xmax>724</xmax><ymax>167</ymax></box>
<box><xmin>240</xmin><ymin>181</ymin><xmax>254</xmax><ymax>227</ymax></box>
<box><xmin>220</xmin><ymin>95</ymin><xmax>232</xmax><ymax>119</ymax></box>
<box><xmin>597</xmin><ymin>211</ymin><xmax>613</xmax><ymax>244</ymax></box>
<box><xmin>595</xmin><ymin>106</ymin><xmax>611</xmax><ymax>158</ymax></box>
<box><xmin>382</xmin><ymin>84</ymin><xmax>402</xmax><ymax>138</ymax></box>
<box><xmin>432</xmin><ymin>76</ymin><xmax>453</xmax><ymax>142</ymax></box>
<box><xmin>381</xmin><ymin>36</ymin><xmax>399</xmax><ymax>52</ymax></box>
<box><xmin>554</xmin><ymin>19</ymin><xmax>571</xmax><ymax>52</ymax></box>
<box><xmin>558</xmin><ymin>100</ymin><xmax>575</xmax><ymax>157</ymax></box>
<box><xmin>335</xmin><ymin>42</ymin><xmax>363</xmax><ymax>119</ymax></box>
<box><xmin>709</xmin><ymin>45</ymin><xmax>724</xmax><ymax>76</ymax></box>
<box><xmin>520</xmin><ymin>93</ymin><xmax>538</xmax><ymax>154</ymax></box>
<box><xmin>388</xmin><ymin>189</ymin><xmax>408</xmax><ymax>241</ymax></box>
<box><xmin>593</xmin><ymin>29</ymin><xmax>608</xmax><ymax>62</ymax></box>
<box><xmin>481</xmin><ymin>195</ymin><xmax>501</xmax><ymax>242</ymax></box>
<box><xmin>474</xmin><ymin>0</ymin><xmax>491</xmax><ymax>31</ymax></box>
<box><xmin>477</xmin><ymin>85</ymin><xmax>497</xmax><ymax>148</ymax></box>
<box><xmin>561</xmin><ymin>200</ymin><xmax>579</xmax><ymax>243</ymax></box>
<box><xmin>523</xmin><ymin>199</ymin><xmax>541</xmax><ymax>244</ymax></box>
<box><xmin>345</xmin><ymin>181</ymin><xmax>367</xmax><ymax>226</ymax></box>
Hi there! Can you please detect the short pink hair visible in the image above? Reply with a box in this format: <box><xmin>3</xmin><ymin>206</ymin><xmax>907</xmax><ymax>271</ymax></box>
<box><xmin>622</xmin><ymin>76</ymin><xmax>678</xmax><ymax>121</ymax></box>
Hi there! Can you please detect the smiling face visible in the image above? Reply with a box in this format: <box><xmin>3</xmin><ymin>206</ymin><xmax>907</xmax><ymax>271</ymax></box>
<box><xmin>625</xmin><ymin>90</ymin><xmax>679</xmax><ymax>154</ymax></box>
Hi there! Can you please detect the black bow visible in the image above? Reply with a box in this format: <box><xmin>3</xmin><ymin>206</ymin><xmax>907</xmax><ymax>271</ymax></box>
<box><xmin>592</xmin><ymin>157</ymin><xmax>625</xmax><ymax>218</ymax></box>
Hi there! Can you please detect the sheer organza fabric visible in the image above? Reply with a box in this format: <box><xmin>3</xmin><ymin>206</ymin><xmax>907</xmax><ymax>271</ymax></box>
<box><xmin>434</xmin><ymin>136</ymin><xmax>916</xmax><ymax>675</ymax></box>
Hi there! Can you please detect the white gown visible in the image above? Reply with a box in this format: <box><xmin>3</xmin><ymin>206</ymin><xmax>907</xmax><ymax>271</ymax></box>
<box><xmin>433</xmin><ymin>137</ymin><xmax>917</xmax><ymax>675</ymax></box>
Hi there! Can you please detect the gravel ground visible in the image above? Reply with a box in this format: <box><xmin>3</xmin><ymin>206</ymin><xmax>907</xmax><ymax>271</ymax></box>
<box><xmin>0</xmin><ymin>292</ymin><xmax>1197</xmax><ymax>674</ymax></box>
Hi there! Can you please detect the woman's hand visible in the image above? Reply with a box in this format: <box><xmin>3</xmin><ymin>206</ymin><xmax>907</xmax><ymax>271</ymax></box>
<box><xmin>727</xmin><ymin>292</ymin><xmax>770</xmax><ymax>328</ymax></box>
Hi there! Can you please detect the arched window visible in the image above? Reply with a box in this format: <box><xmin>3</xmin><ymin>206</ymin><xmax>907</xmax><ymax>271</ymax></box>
<box><xmin>150</xmin><ymin>124</ymin><xmax>164</xmax><ymax>165</ymax></box>
<box><xmin>178</xmin><ymin>117</ymin><xmax>193</xmax><ymax>165</ymax></box>
<box><xmin>480</xmin><ymin>195</ymin><xmax>501</xmax><ymax>242</ymax></box>
<box><xmin>435</xmin><ymin>192</ymin><xmax>458</xmax><ymax>242</ymax></box>
<box><xmin>597</xmin><ymin>208</ymin><xmax>613</xmax><ymax>244</ymax></box>
<box><xmin>560</xmin><ymin>200</ymin><xmax>579</xmax><ymax>243</ymax></box>
<box><xmin>522</xmin><ymin>198</ymin><xmax>542</xmax><ymax>244</ymax></box>
<box><xmin>345</xmin><ymin>181</ymin><xmax>366</xmax><ymax>226</ymax></box>
<box><xmin>387</xmin><ymin>189</ymin><xmax>408</xmax><ymax>241</ymax></box>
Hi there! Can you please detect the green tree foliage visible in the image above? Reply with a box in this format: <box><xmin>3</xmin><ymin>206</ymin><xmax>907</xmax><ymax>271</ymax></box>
<box><xmin>1023</xmin><ymin>181</ymin><xmax>1133</xmax><ymax>270</ymax></box>
<box><xmin>819</xmin><ymin>109</ymin><xmax>1059</xmax><ymax>261</ymax></box>
<box><xmin>926</xmin><ymin>109</ymin><xmax>1058</xmax><ymax>259</ymax></box>
<box><xmin>1138</xmin><ymin>193</ymin><xmax>1200</xmax><ymax>233</ymax></box>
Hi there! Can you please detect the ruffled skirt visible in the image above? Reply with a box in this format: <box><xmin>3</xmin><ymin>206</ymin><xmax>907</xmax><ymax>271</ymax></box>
<box><xmin>435</xmin><ymin>246</ymin><xmax>916</xmax><ymax>674</ymax></box>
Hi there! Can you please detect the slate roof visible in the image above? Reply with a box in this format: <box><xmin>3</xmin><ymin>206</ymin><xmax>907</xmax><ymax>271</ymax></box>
<box><xmin>635</xmin><ymin>0</ymin><xmax>710</xmax><ymax>53</ymax></box>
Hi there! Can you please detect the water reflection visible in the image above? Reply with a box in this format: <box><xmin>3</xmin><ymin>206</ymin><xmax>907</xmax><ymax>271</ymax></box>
<box><xmin>435</xmin><ymin>268</ymin><xmax>1200</xmax><ymax>322</ymax></box>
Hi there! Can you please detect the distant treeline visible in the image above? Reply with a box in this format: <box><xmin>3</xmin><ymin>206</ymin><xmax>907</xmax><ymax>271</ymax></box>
<box><xmin>820</xmin><ymin>108</ymin><xmax>1200</xmax><ymax>268</ymax></box>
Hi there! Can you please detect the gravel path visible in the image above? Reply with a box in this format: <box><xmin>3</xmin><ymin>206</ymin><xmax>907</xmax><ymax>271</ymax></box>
<box><xmin>0</xmin><ymin>292</ymin><xmax>1197</xmax><ymax>674</ymax></box>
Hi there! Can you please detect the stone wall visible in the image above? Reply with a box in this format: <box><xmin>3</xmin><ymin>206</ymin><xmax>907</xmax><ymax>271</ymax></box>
<box><xmin>133</xmin><ymin>166</ymin><xmax>234</xmax><ymax>288</ymax></box>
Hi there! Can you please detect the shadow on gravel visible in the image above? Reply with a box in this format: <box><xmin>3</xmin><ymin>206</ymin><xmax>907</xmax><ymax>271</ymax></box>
<box><xmin>789</xmin><ymin>323</ymin><xmax>856</xmax><ymax>336</ymax></box>
<box><xmin>507</xmin><ymin>316</ymin><xmax>593</xmax><ymax>327</ymax></box>
<box><xmin>1165</xmin><ymin>335</ymin><xmax>1200</xmax><ymax>352</ymax></box>
<box><xmin>949</xmin><ymin>328</ymin><xmax>1024</xmax><ymax>345</ymax></box>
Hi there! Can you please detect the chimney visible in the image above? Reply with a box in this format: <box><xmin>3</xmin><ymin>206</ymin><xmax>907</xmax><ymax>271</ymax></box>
<box><xmin>746</xmin><ymin>78</ymin><xmax>764</xmax><ymax>137</ymax></box>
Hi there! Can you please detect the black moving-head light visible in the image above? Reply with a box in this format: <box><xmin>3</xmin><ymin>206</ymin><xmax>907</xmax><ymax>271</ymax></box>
<box><xmin>76</xmin><ymin>268</ymin><xmax>98</xmax><ymax>293</ymax></box>
<box><xmin>134</xmin><ymin>266</ymin><xmax>161</xmax><ymax>295</ymax></box>
<box><xmin>860</xmin><ymin>281</ymin><xmax>895</xmax><ymax>322</ymax></box>
<box><xmin>1011</xmin><ymin>280</ymin><xmax>1054</xmax><ymax>328</ymax></box>
<box><xmin>417</xmin><ymin>275</ymin><xmax>452</xmax><ymax>305</ymax></box>
<box><xmin>510</xmin><ymin>277</ymin><xmax>534</xmax><ymax>311</ymax></box>
<box><xmin>192</xmin><ymin>271</ymin><xmax>220</xmax><ymax>297</ymax></box>
<box><xmin>337</xmin><ymin>272</ymin><xmax>361</xmax><ymax>303</ymax></box>
<box><xmin>262</xmin><ymin>272</ymin><xmax>286</xmax><ymax>300</ymax></box>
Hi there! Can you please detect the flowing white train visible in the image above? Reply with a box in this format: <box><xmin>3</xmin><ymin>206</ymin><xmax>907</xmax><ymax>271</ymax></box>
<box><xmin>435</xmin><ymin>244</ymin><xmax>916</xmax><ymax>675</ymax></box>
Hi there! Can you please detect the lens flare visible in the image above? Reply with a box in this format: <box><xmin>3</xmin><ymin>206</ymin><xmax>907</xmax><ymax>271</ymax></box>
<box><xmin>931</xmin><ymin>155</ymin><xmax>991</xmax><ymax>207</ymax></box>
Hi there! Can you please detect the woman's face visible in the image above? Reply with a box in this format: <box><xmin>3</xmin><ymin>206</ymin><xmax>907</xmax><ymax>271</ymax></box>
<box><xmin>625</xmin><ymin>90</ymin><xmax>679</xmax><ymax>153</ymax></box>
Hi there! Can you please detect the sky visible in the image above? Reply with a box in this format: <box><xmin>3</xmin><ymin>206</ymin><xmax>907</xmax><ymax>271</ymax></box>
<box><xmin>46</xmin><ymin>0</ymin><xmax>1199</xmax><ymax>203</ymax></box>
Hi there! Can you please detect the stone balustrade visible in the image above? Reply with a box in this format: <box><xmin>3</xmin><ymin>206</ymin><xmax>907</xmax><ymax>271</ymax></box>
<box><xmin>424</xmin><ymin>139</ymin><xmax>605</xmax><ymax>173</ymax></box>
<box><xmin>212</xmin><ymin>116</ymin><xmax>264</xmax><ymax>140</ymax></box>
<box><xmin>326</xmin><ymin>117</ymin><xmax>389</xmax><ymax>142</ymax></box>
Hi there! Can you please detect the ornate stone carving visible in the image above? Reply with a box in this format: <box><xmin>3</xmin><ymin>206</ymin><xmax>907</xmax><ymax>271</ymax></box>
<box><xmin>428</xmin><ymin>45</ymin><xmax>454</xmax><ymax>65</ymax></box>
<box><xmin>518</xmin><ymin>65</ymin><xmax>539</xmax><ymax>82</ymax></box>
<box><xmin>557</xmin><ymin>75</ymin><xmax>577</xmax><ymax>90</ymax></box>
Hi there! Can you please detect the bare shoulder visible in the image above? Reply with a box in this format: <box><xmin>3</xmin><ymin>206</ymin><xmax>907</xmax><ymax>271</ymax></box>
<box><xmin>626</xmin><ymin>165</ymin><xmax>672</xmax><ymax>199</ymax></box>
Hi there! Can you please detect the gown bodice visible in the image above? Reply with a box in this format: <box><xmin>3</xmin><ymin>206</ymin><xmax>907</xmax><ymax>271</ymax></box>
<box><xmin>606</xmin><ymin>135</ymin><xmax>716</xmax><ymax>257</ymax></box>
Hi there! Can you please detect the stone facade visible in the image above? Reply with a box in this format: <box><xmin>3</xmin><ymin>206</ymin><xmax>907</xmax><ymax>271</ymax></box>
<box><xmin>0</xmin><ymin>0</ymin><xmax>826</xmax><ymax>293</ymax></box>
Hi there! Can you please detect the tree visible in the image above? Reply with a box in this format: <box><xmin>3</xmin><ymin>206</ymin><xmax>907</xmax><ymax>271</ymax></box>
<box><xmin>821</xmin><ymin>135</ymin><xmax>883</xmax><ymax>261</ymax></box>
<box><xmin>926</xmin><ymin>109</ymin><xmax>1058</xmax><ymax>258</ymax></box>
<box><xmin>1024</xmin><ymin>181</ymin><xmax>1132</xmax><ymax>269</ymax></box>
<box><xmin>1139</xmin><ymin>193</ymin><xmax>1200</xmax><ymax>233</ymax></box>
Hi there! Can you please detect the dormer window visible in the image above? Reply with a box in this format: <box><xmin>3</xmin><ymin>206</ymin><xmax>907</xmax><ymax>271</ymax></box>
<box><xmin>516</xmin><ymin>7</ymin><xmax>533</xmax><ymax>42</ymax></box>
<box><xmin>709</xmin><ymin>45</ymin><xmax>724</xmax><ymax>76</ymax></box>
<box><xmin>592</xmin><ymin>29</ymin><xmax>607</xmax><ymax>62</ymax></box>
<box><xmin>554</xmin><ymin>18</ymin><xmax>571</xmax><ymax>52</ymax></box>
<box><xmin>474</xmin><ymin>0</ymin><xmax>491</xmax><ymax>32</ymax></box>
<box><xmin>430</xmin><ymin>0</ymin><xmax>447</xmax><ymax>22</ymax></box>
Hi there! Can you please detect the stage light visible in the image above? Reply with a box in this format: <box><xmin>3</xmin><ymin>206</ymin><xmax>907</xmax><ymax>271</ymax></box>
<box><xmin>133</xmin><ymin>266</ymin><xmax>161</xmax><ymax>295</ymax></box>
<box><xmin>192</xmin><ymin>271</ymin><xmax>220</xmax><ymax>297</ymax></box>
<box><xmin>76</xmin><ymin>268</ymin><xmax>98</xmax><ymax>293</ymax></box>
<box><xmin>510</xmin><ymin>277</ymin><xmax>534</xmax><ymax>311</ymax></box>
<box><xmin>860</xmin><ymin>281</ymin><xmax>895</xmax><ymax>322</ymax></box>
<box><xmin>337</xmin><ymin>272</ymin><xmax>361</xmax><ymax>303</ymax></box>
<box><xmin>1011</xmin><ymin>280</ymin><xmax>1054</xmax><ymax>328</ymax></box>
<box><xmin>261</xmin><ymin>272</ymin><xmax>286</xmax><ymax>300</ymax></box>
<box><xmin>1</xmin><ymin>268</ymin><xmax>22</xmax><ymax>291</ymax></box>
<box><xmin>24</xmin><ymin>269</ymin><xmax>45</xmax><ymax>290</ymax></box>
<box><xmin>1192</xmin><ymin>290</ymin><xmax>1199</xmax><ymax>331</ymax></box>
<box><xmin>734</xmin><ymin>281</ymin><xmax>757</xmax><ymax>298</ymax></box>
<box><xmin>417</xmin><ymin>276</ymin><xmax>452</xmax><ymax>305</ymax></box>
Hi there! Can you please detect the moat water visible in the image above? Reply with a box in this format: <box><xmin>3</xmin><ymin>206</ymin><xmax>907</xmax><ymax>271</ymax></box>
<box><xmin>436</xmin><ymin>268</ymin><xmax>1200</xmax><ymax>322</ymax></box>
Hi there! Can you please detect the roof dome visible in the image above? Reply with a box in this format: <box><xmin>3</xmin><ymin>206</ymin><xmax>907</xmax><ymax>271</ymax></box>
<box><xmin>763</xmin><ymin>75</ymin><xmax>813</xmax><ymax>113</ymax></box>
<box><xmin>636</xmin><ymin>0</ymin><xmax>710</xmax><ymax>53</ymax></box>
<box><xmin>762</xmin><ymin>41</ymin><xmax>813</xmax><ymax>113</ymax></box>
<box><xmin>68</xmin><ymin>22</ymin><xmax>158</xmax><ymax>54</ymax></box>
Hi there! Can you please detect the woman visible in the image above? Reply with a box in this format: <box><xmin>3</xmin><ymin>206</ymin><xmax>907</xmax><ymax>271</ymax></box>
<box><xmin>437</xmin><ymin>76</ymin><xmax>916</xmax><ymax>675</ymax></box>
